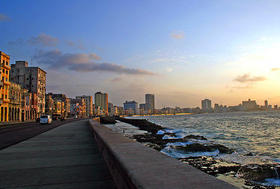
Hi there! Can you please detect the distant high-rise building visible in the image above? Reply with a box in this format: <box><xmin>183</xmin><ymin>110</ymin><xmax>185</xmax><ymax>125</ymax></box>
<box><xmin>201</xmin><ymin>99</ymin><xmax>212</xmax><ymax>112</ymax></box>
<box><xmin>145</xmin><ymin>94</ymin><xmax>155</xmax><ymax>113</ymax></box>
<box><xmin>139</xmin><ymin>103</ymin><xmax>146</xmax><ymax>110</ymax></box>
<box><xmin>124</xmin><ymin>100</ymin><xmax>138</xmax><ymax>115</ymax></box>
<box><xmin>108</xmin><ymin>102</ymin><xmax>114</xmax><ymax>116</ymax></box>
<box><xmin>264</xmin><ymin>100</ymin><xmax>268</xmax><ymax>109</ymax></box>
<box><xmin>10</xmin><ymin>61</ymin><xmax>46</xmax><ymax>117</ymax></box>
<box><xmin>76</xmin><ymin>95</ymin><xmax>93</xmax><ymax>117</ymax></box>
<box><xmin>242</xmin><ymin>99</ymin><xmax>258</xmax><ymax>111</ymax></box>
<box><xmin>94</xmin><ymin>92</ymin><xmax>108</xmax><ymax>114</ymax></box>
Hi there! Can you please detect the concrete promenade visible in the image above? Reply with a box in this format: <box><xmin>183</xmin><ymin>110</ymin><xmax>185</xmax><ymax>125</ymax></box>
<box><xmin>0</xmin><ymin>120</ymin><xmax>115</xmax><ymax>189</ymax></box>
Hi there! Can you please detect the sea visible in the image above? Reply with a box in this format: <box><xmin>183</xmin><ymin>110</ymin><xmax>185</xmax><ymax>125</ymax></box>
<box><xmin>136</xmin><ymin>111</ymin><xmax>280</xmax><ymax>163</ymax></box>
<box><xmin>105</xmin><ymin>111</ymin><xmax>280</xmax><ymax>187</ymax></box>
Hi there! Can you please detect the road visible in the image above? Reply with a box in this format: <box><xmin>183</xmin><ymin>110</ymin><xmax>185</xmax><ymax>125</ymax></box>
<box><xmin>0</xmin><ymin>119</ymin><xmax>81</xmax><ymax>150</ymax></box>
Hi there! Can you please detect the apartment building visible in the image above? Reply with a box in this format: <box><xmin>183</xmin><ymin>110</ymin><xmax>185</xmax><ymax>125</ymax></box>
<box><xmin>0</xmin><ymin>51</ymin><xmax>11</xmax><ymax>122</ymax></box>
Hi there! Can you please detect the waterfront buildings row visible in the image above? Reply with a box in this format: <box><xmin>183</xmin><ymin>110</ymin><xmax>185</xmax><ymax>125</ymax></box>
<box><xmin>124</xmin><ymin>94</ymin><xmax>155</xmax><ymax>115</ymax></box>
<box><xmin>0</xmin><ymin>51</ymin><xmax>48</xmax><ymax>123</ymax></box>
<box><xmin>200</xmin><ymin>98</ymin><xmax>280</xmax><ymax>114</ymax></box>
<box><xmin>0</xmin><ymin>50</ymin><xmax>101</xmax><ymax>123</ymax></box>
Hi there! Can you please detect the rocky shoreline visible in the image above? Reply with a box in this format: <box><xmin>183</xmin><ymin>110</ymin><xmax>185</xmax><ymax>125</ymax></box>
<box><xmin>116</xmin><ymin>117</ymin><xmax>280</xmax><ymax>189</ymax></box>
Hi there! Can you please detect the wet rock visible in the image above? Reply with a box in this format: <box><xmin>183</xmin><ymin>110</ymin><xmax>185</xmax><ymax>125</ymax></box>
<box><xmin>144</xmin><ymin>143</ymin><xmax>162</xmax><ymax>151</ymax></box>
<box><xmin>116</xmin><ymin>117</ymin><xmax>165</xmax><ymax>134</ymax></box>
<box><xmin>183</xmin><ymin>135</ymin><xmax>207</xmax><ymax>140</ymax></box>
<box><xmin>245</xmin><ymin>152</ymin><xmax>254</xmax><ymax>156</ymax></box>
<box><xmin>244</xmin><ymin>180</ymin><xmax>275</xmax><ymax>189</ymax></box>
<box><xmin>237</xmin><ymin>164</ymin><xmax>279</xmax><ymax>182</ymax></box>
<box><xmin>216</xmin><ymin>164</ymin><xmax>240</xmax><ymax>174</ymax></box>
<box><xmin>170</xmin><ymin>143</ymin><xmax>234</xmax><ymax>154</ymax></box>
<box><xmin>100</xmin><ymin>116</ymin><xmax>116</xmax><ymax>124</ymax></box>
<box><xmin>163</xmin><ymin>133</ymin><xmax>177</xmax><ymax>137</ymax></box>
<box><xmin>133</xmin><ymin>134</ymin><xmax>165</xmax><ymax>149</ymax></box>
<box><xmin>213</xmin><ymin>144</ymin><xmax>234</xmax><ymax>154</ymax></box>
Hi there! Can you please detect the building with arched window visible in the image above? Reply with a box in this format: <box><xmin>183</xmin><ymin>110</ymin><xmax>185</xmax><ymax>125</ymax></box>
<box><xmin>0</xmin><ymin>51</ymin><xmax>11</xmax><ymax>123</ymax></box>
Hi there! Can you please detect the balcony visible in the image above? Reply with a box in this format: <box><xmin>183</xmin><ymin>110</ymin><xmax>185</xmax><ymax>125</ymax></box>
<box><xmin>0</xmin><ymin>98</ymin><xmax>10</xmax><ymax>103</ymax></box>
<box><xmin>3</xmin><ymin>64</ymin><xmax>11</xmax><ymax>70</ymax></box>
<box><xmin>3</xmin><ymin>80</ymin><xmax>11</xmax><ymax>86</ymax></box>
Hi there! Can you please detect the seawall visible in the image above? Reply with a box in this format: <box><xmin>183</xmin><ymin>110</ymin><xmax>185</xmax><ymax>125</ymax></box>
<box><xmin>88</xmin><ymin>119</ymin><xmax>237</xmax><ymax>189</ymax></box>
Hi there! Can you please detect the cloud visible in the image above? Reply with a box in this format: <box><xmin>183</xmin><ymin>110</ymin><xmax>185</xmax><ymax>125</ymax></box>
<box><xmin>33</xmin><ymin>50</ymin><xmax>156</xmax><ymax>75</ymax></box>
<box><xmin>271</xmin><ymin>68</ymin><xmax>280</xmax><ymax>72</ymax></box>
<box><xmin>234</xmin><ymin>74</ymin><xmax>266</xmax><ymax>83</ymax></box>
<box><xmin>8</xmin><ymin>34</ymin><xmax>86</xmax><ymax>49</ymax></box>
<box><xmin>28</xmin><ymin>33</ymin><xmax>58</xmax><ymax>47</ymax></box>
<box><xmin>8</xmin><ymin>38</ymin><xmax>25</xmax><ymax>46</ymax></box>
<box><xmin>65</xmin><ymin>40</ymin><xmax>85</xmax><ymax>50</ymax></box>
<box><xmin>232</xmin><ymin>85</ymin><xmax>253</xmax><ymax>89</ymax></box>
<box><xmin>170</xmin><ymin>32</ymin><xmax>185</xmax><ymax>39</ymax></box>
<box><xmin>0</xmin><ymin>14</ymin><xmax>10</xmax><ymax>22</ymax></box>
<box><xmin>165</xmin><ymin>67</ymin><xmax>173</xmax><ymax>72</ymax></box>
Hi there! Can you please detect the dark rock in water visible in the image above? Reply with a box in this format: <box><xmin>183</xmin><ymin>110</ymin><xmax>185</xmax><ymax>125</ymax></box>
<box><xmin>237</xmin><ymin>164</ymin><xmax>278</xmax><ymax>182</ymax></box>
<box><xmin>245</xmin><ymin>152</ymin><xmax>254</xmax><ymax>156</ymax></box>
<box><xmin>216</xmin><ymin>164</ymin><xmax>240</xmax><ymax>174</ymax></box>
<box><xmin>180</xmin><ymin>156</ymin><xmax>241</xmax><ymax>177</ymax></box>
<box><xmin>133</xmin><ymin>134</ymin><xmax>165</xmax><ymax>149</ymax></box>
<box><xmin>170</xmin><ymin>143</ymin><xmax>233</xmax><ymax>154</ymax></box>
<box><xmin>183</xmin><ymin>135</ymin><xmax>207</xmax><ymax>140</ymax></box>
<box><xmin>116</xmin><ymin>117</ymin><xmax>165</xmax><ymax>134</ymax></box>
<box><xmin>164</xmin><ymin>133</ymin><xmax>177</xmax><ymax>137</ymax></box>
<box><xmin>144</xmin><ymin>143</ymin><xmax>162</xmax><ymax>151</ymax></box>
<box><xmin>100</xmin><ymin>116</ymin><xmax>116</xmax><ymax>124</ymax></box>
<box><xmin>212</xmin><ymin>144</ymin><xmax>234</xmax><ymax>154</ymax></box>
<box><xmin>245</xmin><ymin>180</ymin><xmax>276</xmax><ymax>189</ymax></box>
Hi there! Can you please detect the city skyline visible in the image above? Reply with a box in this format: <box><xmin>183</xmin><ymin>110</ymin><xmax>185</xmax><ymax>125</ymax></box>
<box><xmin>2</xmin><ymin>0</ymin><xmax>280</xmax><ymax>107</ymax></box>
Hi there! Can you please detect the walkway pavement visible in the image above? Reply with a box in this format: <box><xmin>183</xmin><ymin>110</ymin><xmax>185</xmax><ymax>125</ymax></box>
<box><xmin>0</xmin><ymin>120</ymin><xmax>115</xmax><ymax>189</ymax></box>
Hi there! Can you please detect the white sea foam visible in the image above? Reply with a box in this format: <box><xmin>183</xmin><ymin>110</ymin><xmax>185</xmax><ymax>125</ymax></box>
<box><xmin>156</xmin><ymin>130</ymin><xmax>165</xmax><ymax>135</ymax></box>
<box><xmin>162</xmin><ymin>135</ymin><xmax>182</xmax><ymax>139</ymax></box>
<box><xmin>161</xmin><ymin>146</ymin><xmax>220</xmax><ymax>158</ymax></box>
<box><xmin>166</xmin><ymin>141</ymin><xmax>193</xmax><ymax>146</ymax></box>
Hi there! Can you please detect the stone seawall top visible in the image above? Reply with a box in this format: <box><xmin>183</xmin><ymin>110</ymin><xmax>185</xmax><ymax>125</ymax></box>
<box><xmin>88</xmin><ymin>119</ymin><xmax>238</xmax><ymax>189</ymax></box>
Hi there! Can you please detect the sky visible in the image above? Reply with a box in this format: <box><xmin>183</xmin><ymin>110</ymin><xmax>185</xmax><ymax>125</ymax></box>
<box><xmin>1</xmin><ymin>0</ymin><xmax>280</xmax><ymax>108</ymax></box>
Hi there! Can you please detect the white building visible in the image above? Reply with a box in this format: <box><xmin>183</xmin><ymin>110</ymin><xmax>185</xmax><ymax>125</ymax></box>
<box><xmin>201</xmin><ymin>99</ymin><xmax>212</xmax><ymax>112</ymax></box>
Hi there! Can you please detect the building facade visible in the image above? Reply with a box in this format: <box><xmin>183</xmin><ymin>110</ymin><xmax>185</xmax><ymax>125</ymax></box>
<box><xmin>0</xmin><ymin>51</ymin><xmax>11</xmax><ymax>122</ymax></box>
<box><xmin>10</xmin><ymin>61</ymin><xmax>46</xmax><ymax>118</ymax></box>
<box><xmin>145</xmin><ymin>94</ymin><xmax>155</xmax><ymax>113</ymax></box>
<box><xmin>45</xmin><ymin>93</ymin><xmax>54</xmax><ymax>115</ymax></box>
<box><xmin>76</xmin><ymin>95</ymin><xmax>93</xmax><ymax>117</ymax></box>
<box><xmin>124</xmin><ymin>100</ymin><xmax>138</xmax><ymax>115</ymax></box>
<box><xmin>9</xmin><ymin>82</ymin><xmax>21</xmax><ymax>122</ymax></box>
<box><xmin>242</xmin><ymin>99</ymin><xmax>258</xmax><ymax>111</ymax></box>
<box><xmin>94</xmin><ymin>92</ymin><xmax>108</xmax><ymax>115</ymax></box>
<box><xmin>70</xmin><ymin>98</ymin><xmax>86</xmax><ymax>118</ymax></box>
<box><xmin>20</xmin><ymin>88</ymin><xmax>32</xmax><ymax>122</ymax></box>
<box><xmin>201</xmin><ymin>99</ymin><xmax>212</xmax><ymax>112</ymax></box>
